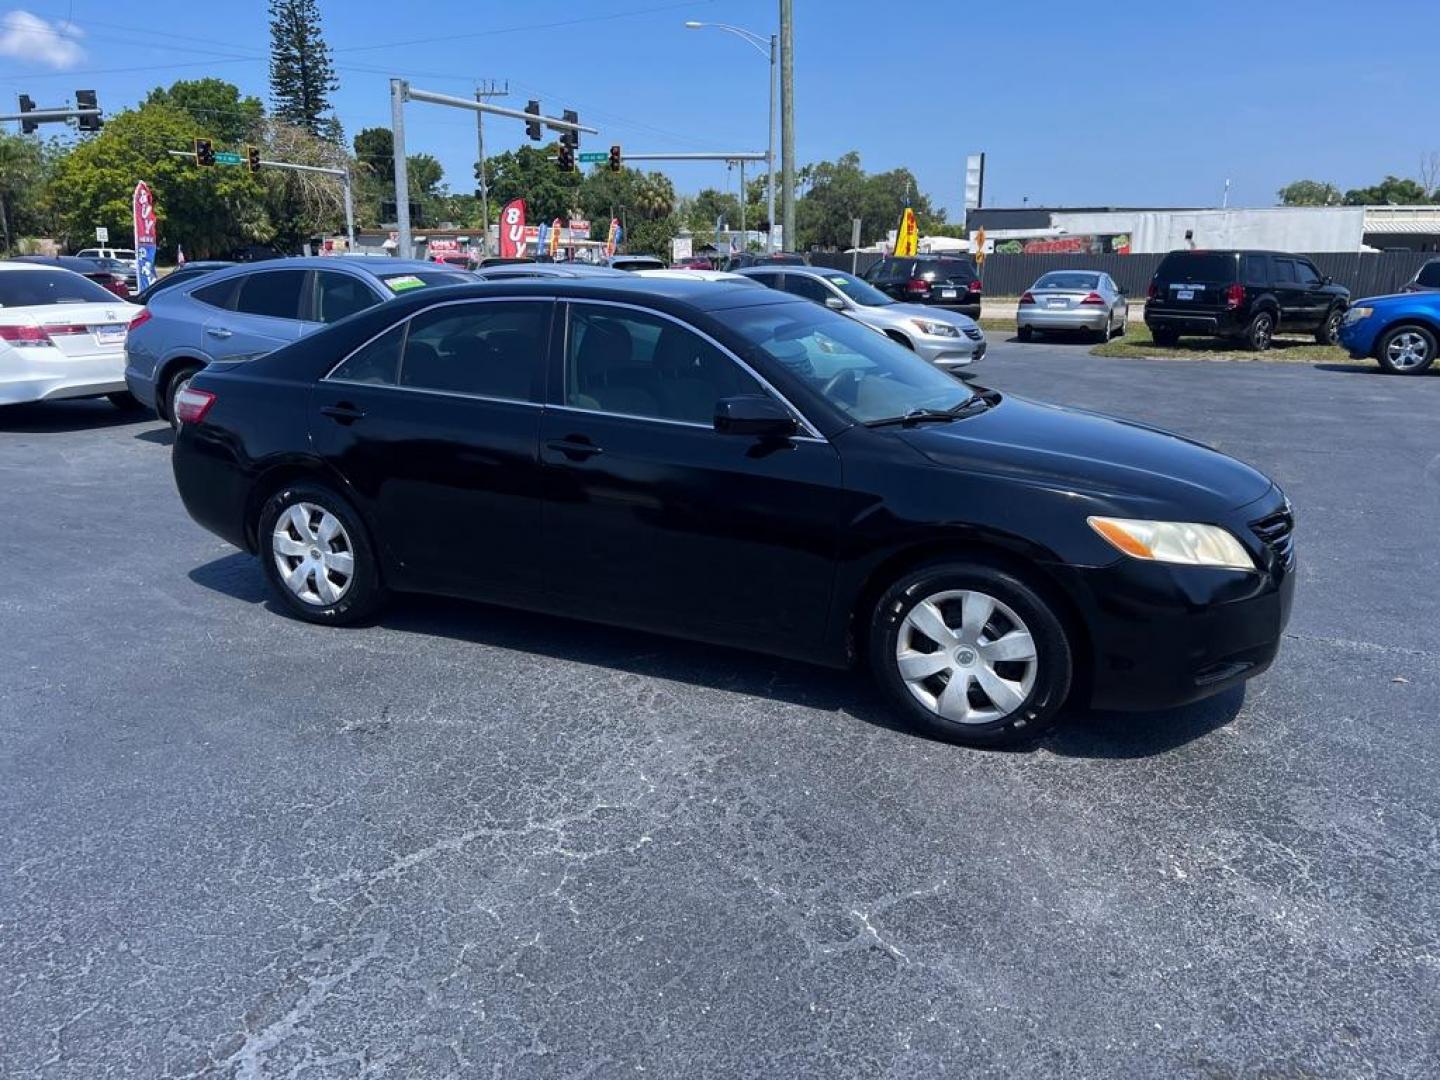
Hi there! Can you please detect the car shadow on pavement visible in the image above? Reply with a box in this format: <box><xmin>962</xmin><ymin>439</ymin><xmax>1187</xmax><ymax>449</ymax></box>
<box><xmin>0</xmin><ymin>400</ymin><xmax>154</xmax><ymax>433</ymax></box>
<box><xmin>135</xmin><ymin>427</ymin><xmax>174</xmax><ymax>446</ymax></box>
<box><xmin>1313</xmin><ymin>362</ymin><xmax>1399</xmax><ymax>376</ymax></box>
<box><xmin>188</xmin><ymin>550</ymin><xmax>1242</xmax><ymax>758</ymax></box>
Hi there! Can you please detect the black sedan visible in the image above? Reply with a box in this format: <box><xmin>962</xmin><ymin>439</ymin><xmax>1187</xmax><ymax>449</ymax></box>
<box><xmin>171</xmin><ymin>278</ymin><xmax>1295</xmax><ymax>747</ymax></box>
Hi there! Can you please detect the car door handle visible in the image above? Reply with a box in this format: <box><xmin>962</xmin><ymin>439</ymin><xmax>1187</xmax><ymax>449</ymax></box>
<box><xmin>546</xmin><ymin>438</ymin><xmax>603</xmax><ymax>459</ymax></box>
<box><xmin>320</xmin><ymin>402</ymin><xmax>365</xmax><ymax>423</ymax></box>
<box><xmin>205</xmin><ymin>326</ymin><xmax>233</xmax><ymax>339</ymax></box>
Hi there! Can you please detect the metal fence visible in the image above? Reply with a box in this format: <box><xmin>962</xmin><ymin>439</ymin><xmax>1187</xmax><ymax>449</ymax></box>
<box><xmin>806</xmin><ymin>250</ymin><xmax>1432</xmax><ymax>299</ymax></box>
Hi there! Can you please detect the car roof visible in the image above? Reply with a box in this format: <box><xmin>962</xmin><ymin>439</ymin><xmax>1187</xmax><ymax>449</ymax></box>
<box><xmin>411</xmin><ymin>276</ymin><xmax>809</xmax><ymax>313</ymax></box>
<box><xmin>195</xmin><ymin>256</ymin><xmax>460</xmax><ymax>285</ymax></box>
<box><xmin>3</xmin><ymin>255</ymin><xmax>101</xmax><ymax>270</ymax></box>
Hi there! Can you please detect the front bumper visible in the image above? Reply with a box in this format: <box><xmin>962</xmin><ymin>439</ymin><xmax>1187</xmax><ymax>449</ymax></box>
<box><xmin>1337</xmin><ymin>318</ymin><xmax>1380</xmax><ymax>359</ymax></box>
<box><xmin>1018</xmin><ymin>305</ymin><xmax>1110</xmax><ymax>331</ymax></box>
<box><xmin>915</xmin><ymin>337</ymin><xmax>986</xmax><ymax>368</ymax></box>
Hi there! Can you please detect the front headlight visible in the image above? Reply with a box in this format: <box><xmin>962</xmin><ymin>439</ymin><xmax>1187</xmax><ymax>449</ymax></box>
<box><xmin>1343</xmin><ymin>306</ymin><xmax>1373</xmax><ymax>324</ymax></box>
<box><xmin>911</xmin><ymin>319</ymin><xmax>961</xmax><ymax>338</ymax></box>
<box><xmin>1087</xmin><ymin>517</ymin><xmax>1255</xmax><ymax>571</ymax></box>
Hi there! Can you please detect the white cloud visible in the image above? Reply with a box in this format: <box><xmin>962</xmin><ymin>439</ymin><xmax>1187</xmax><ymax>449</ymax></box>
<box><xmin>0</xmin><ymin>10</ymin><xmax>86</xmax><ymax>71</ymax></box>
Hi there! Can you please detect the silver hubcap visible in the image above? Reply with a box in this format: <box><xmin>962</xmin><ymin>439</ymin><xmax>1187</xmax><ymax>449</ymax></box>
<box><xmin>895</xmin><ymin>589</ymin><xmax>1038</xmax><ymax>725</ymax></box>
<box><xmin>1387</xmin><ymin>332</ymin><xmax>1430</xmax><ymax>369</ymax></box>
<box><xmin>271</xmin><ymin>502</ymin><xmax>355</xmax><ymax>606</ymax></box>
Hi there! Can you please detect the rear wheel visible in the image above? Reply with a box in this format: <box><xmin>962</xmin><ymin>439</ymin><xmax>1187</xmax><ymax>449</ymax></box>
<box><xmin>1376</xmin><ymin>324</ymin><xmax>1437</xmax><ymax>375</ymax></box>
<box><xmin>869</xmin><ymin>561</ymin><xmax>1073</xmax><ymax>748</ymax></box>
<box><xmin>256</xmin><ymin>484</ymin><xmax>388</xmax><ymax>625</ymax></box>
<box><xmin>1316</xmin><ymin>306</ymin><xmax>1343</xmax><ymax>346</ymax></box>
<box><xmin>164</xmin><ymin>365</ymin><xmax>201</xmax><ymax>430</ymax></box>
<box><xmin>107</xmin><ymin>391</ymin><xmax>143</xmax><ymax>411</ymax></box>
<box><xmin>1243</xmin><ymin>311</ymin><xmax>1275</xmax><ymax>352</ymax></box>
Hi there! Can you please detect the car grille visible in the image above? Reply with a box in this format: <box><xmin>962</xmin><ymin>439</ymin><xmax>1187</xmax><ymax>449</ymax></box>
<box><xmin>1250</xmin><ymin>504</ymin><xmax>1296</xmax><ymax>568</ymax></box>
<box><xmin>962</xmin><ymin>326</ymin><xmax>983</xmax><ymax>341</ymax></box>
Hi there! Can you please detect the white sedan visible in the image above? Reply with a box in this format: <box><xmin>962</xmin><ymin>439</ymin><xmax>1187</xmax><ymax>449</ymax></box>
<box><xmin>0</xmin><ymin>263</ymin><xmax>137</xmax><ymax>408</ymax></box>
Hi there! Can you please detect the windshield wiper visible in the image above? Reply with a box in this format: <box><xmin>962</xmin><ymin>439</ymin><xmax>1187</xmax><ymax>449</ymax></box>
<box><xmin>864</xmin><ymin>390</ymin><xmax>998</xmax><ymax>428</ymax></box>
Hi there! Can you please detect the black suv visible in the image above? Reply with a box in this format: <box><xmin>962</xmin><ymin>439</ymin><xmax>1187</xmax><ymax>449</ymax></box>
<box><xmin>1401</xmin><ymin>258</ymin><xmax>1440</xmax><ymax>292</ymax></box>
<box><xmin>718</xmin><ymin>251</ymin><xmax>809</xmax><ymax>271</ymax></box>
<box><xmin>1144</xmin><ymin>250</ymin><xmax>1349</xmax><ymax>350</ymax></box>
<box><xmin>862</xmin><ymin>255</ymin><xmax>982</xmax><ymax>317</ymax></box>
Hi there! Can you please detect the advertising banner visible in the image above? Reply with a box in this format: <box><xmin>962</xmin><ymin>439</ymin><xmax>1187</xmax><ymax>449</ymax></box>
<box><xmin>605</xmin><ymin>218</ymin><xmax>621</xmax><ymax>257</ymax></box>
<box><xmin>548</xmin><ymin>218</ymin><xmax>562</xmax><ymax>258</ymax></box>
<box><xmin>499</xmin><ymin>198</ymin><xmax>527</xmax><ymax>258</ymax></box>
<box><xmin>132</xmin><ymin>181</ymin><xmax>158</xmax><ymax>292</ymax></box>
<box><xmin>893</xmin><ymin>207</ymin><xmax>918</xmax><ymax>257</ymax></box>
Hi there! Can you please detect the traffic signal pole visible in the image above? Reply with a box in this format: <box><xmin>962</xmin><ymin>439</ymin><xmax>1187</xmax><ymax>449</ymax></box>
<box><xmin>389</xmin><ymin>78</ymin><xmax>596</xmax><ymax>257</ymax></box>
<box><xmin>168</xmin><ymin>150</ymin><xmax>355</xmax><ymax>250</ymax></box>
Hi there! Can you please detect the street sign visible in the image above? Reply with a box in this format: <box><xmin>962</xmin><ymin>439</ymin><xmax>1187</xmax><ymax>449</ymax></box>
<box><xmin>214</xmin><ymin>151</ymin><xmax>242</xmax><ymax>165</ymax></box>
<box><xmin>95</xmin><ymin>226</ymin><xmax>108</xmax><ymax>242</ymax></box>
<box><xmin>578</xmin><ymin>152</ymin><xmax>607</xmax><ymax>164</ymax></box>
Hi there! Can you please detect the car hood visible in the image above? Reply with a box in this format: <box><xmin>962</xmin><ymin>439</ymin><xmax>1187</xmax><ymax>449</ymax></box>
<box><xmin>896</xmin><ymin>394</ymin><xmax>1272</xmax><ymax>515</ymax></box>
<box><xmin>1357</xmin><ymin>291</ymin><xmax>1433</xmax><ymax>306</ymax></box>
<box><xmin>865</xmin><ymin>302</ymin><xmax>978</xmax><ymax>328</ymax></box>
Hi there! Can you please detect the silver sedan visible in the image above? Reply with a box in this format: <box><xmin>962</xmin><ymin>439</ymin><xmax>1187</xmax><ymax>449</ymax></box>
<box><xmin>737</xmin><ymin>265</ymin><xmax>986</xmax><ymax>371</ymax></box>
<box><xmin>1017</xmin><ymin>270</ymin><xmax>1129</xmax><ymax>342</ymax></box>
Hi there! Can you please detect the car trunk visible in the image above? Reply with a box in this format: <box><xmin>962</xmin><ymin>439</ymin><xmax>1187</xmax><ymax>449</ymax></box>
<box><xmin>1026</xmin><ymin>287</ymin><xmax>1093</xmax><ymax>311</ymax></box>
<box><xmin>29</xmin><ymin>303</ymin><xmax>131</xmax><ymax>360</ymax></box>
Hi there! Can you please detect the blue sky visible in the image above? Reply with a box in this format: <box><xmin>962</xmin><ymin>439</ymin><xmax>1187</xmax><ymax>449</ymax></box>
<box><xmin>3</xmin><ymin>0</ymin><xmax>1438</xmax><ymax>218</ymax></box>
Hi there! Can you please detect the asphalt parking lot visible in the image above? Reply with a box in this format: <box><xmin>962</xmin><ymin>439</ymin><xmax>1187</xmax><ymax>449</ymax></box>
<box><xmin>3</xmin><ymin>341</ymin><xmax>1438</xmax><ymax>1078</ymax></box>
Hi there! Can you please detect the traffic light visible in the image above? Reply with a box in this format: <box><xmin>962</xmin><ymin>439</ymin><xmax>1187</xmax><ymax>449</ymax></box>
<box><xmin>556</xmin><ymin>145</ymin><xmax>574</xmax><ymax>172</ymax></box>
<box><xmin>194</xmin><ymin>137</ymin><xmax>215</xmax><ymax>167</ymax></box>
<box><xmin>561</xmin><ymin>109</ymin><xmax>579</xmax><ymax>150</ymax></box>
<box><xmin>608</xmin><ymin>145</ymin><xmax>622</xmax><ymax>172</ymax></box>
<box><xmin>246</xmin><ymin>144</ymin><xmax>261</xmax><ymax>172</ymax></box>
<box><xmin>524</xmin><ymin>100</ymin><xmax>541</xmax><ymax>141</ymax></box>
<box><xmin>75</xmin><ymin>90</ymin><xmax>101</xmax><ymax>132</ymax></box>
<box><xmin>18</xmin><ymin>94</ymin><xmax>37</xmax><ymax>135</ymax></box>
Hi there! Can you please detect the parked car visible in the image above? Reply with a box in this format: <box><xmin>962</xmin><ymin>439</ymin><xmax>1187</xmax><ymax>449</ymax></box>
<box><xmin>133</xmin><ymin>261</ymin><xmax>236</xmax><ymax>305</ymax></box>
<box><xmin>739</xmin><ymin>264</ymin><xmax>986</xmax><ymax>370</ymax></box>
<box><xmin>431</xmin><ymin>253</ymin><xmax>474</xmax><ymax>270</ymax></box>
<box><xmin>75</xmin><ymin>246</ymin><xmax>137</xmax><ymax>270</ymax></box>
<box><xmin>672</xmin><ymin>255</ymin><xmax>716</xmax><ymax>271</ymax></box>
<box><xmin>634</xmin><ymin>268</ymin><xmax>764</xmax><ymax>286</ymax></box>
<box><xmin>90</xmin><ymin>256</ymin><xmax>139</xmax><ymax>296</ymax></box>
<box><xmin>473</xmin><ymin>263</ymin><xmax>628</xmax><ymax>281</ymax></box>
<box><xmin>1017</xmin><ymin>271</ymin><xmax>1128</xmax><ymax>342</ymax></box>
<box><xmin>1338</xmin><ymin>290</ymin><xmax>1440</xmax><ymax>374</ymax></box>
<box><xmin>862</xmin><ymin>255</ymin><xmax>983</xmax><ymax>318</ymax></box>
<box><xmin>476</xmin><ymin>256</ymin><xmax>535</xmax><ymax>268</ymax></box>
<box><xmin>171</xmin><ymin>276</ymin><xmax>1294</xmax><ymax>748</ymax></box>
<box><xmin>717</xmin><ymin>251</ymin><xmax>808</xmax><ymax>271</ymax></box>
<box><xmin>607</xmin><ymin>255</ymin><xmax>668</xmax><ymax>271</ymax></box>
<box><xmin>124</xmin><ymin>256</ymin><xmax>472</xmax><ymax>428</ymax></box>
<box><xmin>0</xmin><ymin>262</ymin><xmax>138</xmax><ymax>410</ymax></box>
<box><xmin>1401</xmin><ymin>258</ymin><xmax>1440</xmax><ymax>293</ymax></box>
<box><xmin>1144</xmin><ymin>250</ymin><xmax>1349</xmax><ymax>351</ymax></box>
<box><xmin>10</xmin><ymin>255</ymin><xmax>132</xmax><ymax>300</ymax></box>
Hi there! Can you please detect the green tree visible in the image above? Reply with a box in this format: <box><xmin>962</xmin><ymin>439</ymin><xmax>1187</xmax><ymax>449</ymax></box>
<box><xmin>795</xmin><ymin>151</ymin><xmax>945</xmax><ymax>250</ymax></box>
<box><xmin>577</xmin><ymin>167</ymin><xmax>676</xmax><ymax>255</ymax></box>
<box><xmin>257</xmin><ymin>117</ymin><xmax>353</xmax><ymax>250</ymax></box>
<box><xmin>45</xmin><ymin>104</ymin><xmax>266</xmax><ymax>258</ymax></box>
<box><xmin>353</xmin><ymin>126</ymin><xmax>394</xmax><ymax>186</ymax></box>
<box><xmin>1343</xmin><ymin>175</ymin><xmax>1431</xmax><ymax>205</ymax></box>
<box><xmin>488</xmin><ymin>143</ymin><xmax>582</xmax><ymax>223</ymax></box>
<box><xmin>1277</xmin><ymin>179</ymin><xmax>1341</xmax><ymax>206</ymax></box>
<box><xmin>0</xmin><ymin>133</ymin><xmax>60</xmax><ymax>253</ymax></box>
<box><xmin>143</xmin><ymin>78</ymin><xmax>263</xmax><ymax>145</ymax></box>
<box><xmin>687</xmin><ymin>187</ymin><xmax>741</xmax><ymax>232</ymax></box>
<box><xmin>268</xmin><ymin>0</ymin><xmax>340</xmax><ymax>141</ymax></box>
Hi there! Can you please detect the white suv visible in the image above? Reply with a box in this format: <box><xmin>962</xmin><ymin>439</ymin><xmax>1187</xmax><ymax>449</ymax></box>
<box><xmin>76</xmin><ymin>247</ymin><xmax>137</xmax><ymax>269</ymax></box>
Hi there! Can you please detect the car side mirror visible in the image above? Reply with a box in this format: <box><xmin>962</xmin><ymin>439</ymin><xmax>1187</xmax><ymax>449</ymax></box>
<box><xmin>714</xmin><ymin>395</ymin><xmax>798</xmax><ymax>438</ymax></box>
<box><xmin>1324</xmin><ymin>275</ymin><xmax>1333</xmax><ymax>285</ymax></box>
<box><xmin>824</xmin><ymin>295</ymin><xmax>846</xmax><ymax>311</ymax></box>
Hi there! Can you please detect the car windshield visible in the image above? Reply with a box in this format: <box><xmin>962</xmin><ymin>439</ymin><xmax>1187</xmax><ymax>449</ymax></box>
<box><xmin>1035</xmin><ymin>272</ymin><xmax>1099</xmax><ymax>291</ymax></box>
<box><xmin>821</xmin><ymin>271</ymin><xmax>895</xmax><ymax>306</ymax></box>
<box><xmin>373</xmin><ymin>271</ymin><xmax>472</xmax><ymax>294</ymax></box>
<box><xmin>727</xmin><ymin>302</ymin><xmax>974</xmax><ymax>425</ymax></box>
<box><xmin>0</xmin><ymin>269</ymin><xmax>120</xmax><ymax>306</ymax></box>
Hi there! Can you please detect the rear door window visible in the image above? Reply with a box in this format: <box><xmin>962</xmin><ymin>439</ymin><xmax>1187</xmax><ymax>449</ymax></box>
<box><xmin>783</xmin><ymin>275</ymin><xmax>835</xmax><ymax>304</ymax></box>
<box><xmin>328</xmin><ymin>322</ymin><xmax>405</xmax><ymax>385</ymax></box>
<box><xmin>1273</xmin><ymin>259</ymin><xmax>1298</xmax><ymax>285</ymax></box>
<box><xmin>191</xmin><ymin>277</ymin><xmax>239</xmax><ymax>310</ymax></box>
<box><xmin>1243</xmin><ymin>255</ymin><xmax>1268</xmax><ymax>286</ymax></box>
<box><xmin>234</xmin><ymin>270</ymin><xmax>307</xmax><ymax>320</ymax></box>
<box><xmin>399</xmin><ymin>301</ymin><xmax>547</xmax><ymax>401</ymax></box>
<box><xmin>747</xmin><ymin>271</ymin><xmax>784</xmax><ymax>290</ymax></box>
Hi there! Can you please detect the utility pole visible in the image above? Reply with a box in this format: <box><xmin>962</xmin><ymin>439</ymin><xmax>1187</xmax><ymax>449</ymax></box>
<box><xmin>474</xmin><ymin>80</ymin><xmax>508</xmax><ymax>257</ymax></box>
<box><xmin>391</xmin><ymin>79</ymin><xmax>412</xmax><ymax>258</ymax></box>
<box><xmin>779</xmin><ymin>0</ymin><xmax>795</xmax><ymax>251</ymax></box>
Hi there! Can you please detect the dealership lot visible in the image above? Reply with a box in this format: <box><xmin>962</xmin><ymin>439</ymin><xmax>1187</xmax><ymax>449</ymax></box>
<box><xmin>3</xmin><ymin>344</ymin><xmax>1437</xmax><ymax>1077</ymax></box>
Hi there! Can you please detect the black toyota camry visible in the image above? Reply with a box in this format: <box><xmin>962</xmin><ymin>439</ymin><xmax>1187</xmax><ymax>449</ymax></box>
<box><xmin>171</xmin><ymin>276</ymin><xmax>1295</xmax><ymax>748</ymax></box>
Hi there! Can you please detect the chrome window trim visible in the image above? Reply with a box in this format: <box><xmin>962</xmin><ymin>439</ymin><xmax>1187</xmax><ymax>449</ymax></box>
<box><xmin>559</xmin><ymin>297</ymin><xmax>826</xmax><ymax>441</ymax></box>
<box><xmin>322</xmin><ymin>377</ymin><xmax>543</xmax><ymax>409</ymax></box>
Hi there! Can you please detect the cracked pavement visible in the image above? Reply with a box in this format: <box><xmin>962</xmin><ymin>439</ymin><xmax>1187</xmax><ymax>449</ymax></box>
<box><xmin>2</xmin><ymin>343</ymin><xmax>1437</xmax><ymax>1077</ymax></box>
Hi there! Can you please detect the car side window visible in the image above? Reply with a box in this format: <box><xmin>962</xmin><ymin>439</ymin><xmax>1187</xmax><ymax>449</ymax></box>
<box><xmin>313</xmin><ymin>271</ymin><xmax>379</xmax><ymax>324</ymax></box>
<box><xmin>234</xmin><ymin>270</ymin><xmax>307</xmax><ymax>320</ymax></box>
<box><xmin>191</xmin><ymin>277</ymin><xmax>239</xmax><ymax>310</ymax></box>
<box><xmin>399</xmin><ymin>301</ymin><xmax>546</xmax><ymax>401</ymax></box>
<box><xmin>748</xmin><ymin>271</ymin><xmax>783</xmax><ymax>290</ymax></box>
<box><xmin>1417</xmin><ymin>262</ymin><xmax>1440</xmax><ymax>287</ymax></box>
<box><xmin>1273</xmin><ymin>259</ymin><xmax>1298</xmax><ymax>285</ymax></box>
<box><xmin>783</xmin><ymin>275</ymin><xmax>835</xmax><ymax>305</ymax></box>
<box><xmin>329</xmin><ymin>323</ymin><xmax>406</xmax><ymax>385</ymax></box>
<box><xmin>1243</xmin><ymin>255</ymin><xmax>1268</xmax><ymax>286</ymax></box>
<box><xmin>1293</xmin><ymin>261</ymin><xmax>1322</xmax><ymax>286</ymax></box>
<box><xmin>865</xmin><ymin>258</ymin><xmax>892</xmax><ymax>282</ymax></box>
<box><xmin>565</xmin><ymin>303</ymin><xmax>766</xmax><ymax>426</ymax></box>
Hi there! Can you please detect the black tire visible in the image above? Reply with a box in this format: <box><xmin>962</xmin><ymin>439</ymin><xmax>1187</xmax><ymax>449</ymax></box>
<box><xmin>1115</xmin><ymin>313</ymin><xmax>1128</xmax><ymax>337</ymax></box>
<box><xmin>869</xmin><ymin>560</ymin><xmax>1073</xmax><ymax>748</ymax></box>
<box><xmin>1092</xmin><ymin>320</ymin><xmax>1110</xmax><ymax>343</ymax></box>
<box><xmin>256</xmin><ymin>483</ymin><xmax>388</xmax><ymax>626</ymax></box>
<box><xmin>164</xmin><ymin>365</ymin><xmax>201</xmax><ymax>430</ymax></box>
<box><xmin>107</xmin><ymin>390</ymin><xmax>143</xmax><ymax>411</ymax></box>
<box><xmin>1151</xmin><ymin>326</ymin><xmax>1179</xmax><ymax>347</ymax></box>
<box><xmin>1016</xmin><ymin>326</ymin><xmax>1033</xmax><ymax>343</ymax></box>
<box><xmin>1315</xmin><ymin>306</ymin><xmax>1343</xmax><ymax>346</ymax></box>
<box><xmin>1243</xmin><ymin>310</ymin><xmax>1275</xmax><ymax>352</ymax></box>
<box><xmin>1375</xmin><ymin>324</ymin><xmax>1437</xmax><ymax>376</ymax></box>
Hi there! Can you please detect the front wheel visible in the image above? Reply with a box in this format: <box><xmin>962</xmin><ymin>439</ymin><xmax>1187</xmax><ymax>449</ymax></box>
<box><xmin>256</xmin><ymin>484</ymin><xmax>388</xmax><ymax>625</ymax></box>
<box><xmin>869</xmin><ymin>562</ymin><xmax>1073</xmax><ymax>748</ymax></box>
<box><xmin>1376</xmin><ymin>324</ymin><xmax>1437</xmax><ymax>375</ymax></box>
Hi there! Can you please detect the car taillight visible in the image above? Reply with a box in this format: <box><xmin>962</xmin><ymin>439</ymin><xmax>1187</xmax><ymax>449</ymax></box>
<box><xmin>1225</xmin><ymin>283</ymin><xmax>1245</xmax><ymax>309</ymax></box>
<box><xmin>128</xmin><ymin>308</ymin><xmax>152</xmax><ymax>331</ymax></box>
<box><xmin>174</xmin><ymin>387</ymin><xmax>217</xmax><ymax>425</ymax></box>
<box><xmin>0</xmin><ymin>324</ymin><xmax>53</xmax><ymax>347</ymax></box>
<box><xmin>905</xmin><ymin>278</ymin><xmax>930</xmax><ymax>294</ymax></box>
<box><xmin>1019</xmin><ymin>291</ymin><xmax>1037</xmax><ymax>305</ymax></box>
<box><xmin>1147</xmin><ymin>281</ymin><xmax>1158</xmax><ymax>301</ymax></box>
<box><xmin>1080</xmin><ymin>292</ymin><xmax>1106</xmax><ymax>306</ymax></box>
<box><xmin>970</xmin><ymin>280</ymin><xmax>982</xmax><ymax>293</ymax></box>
